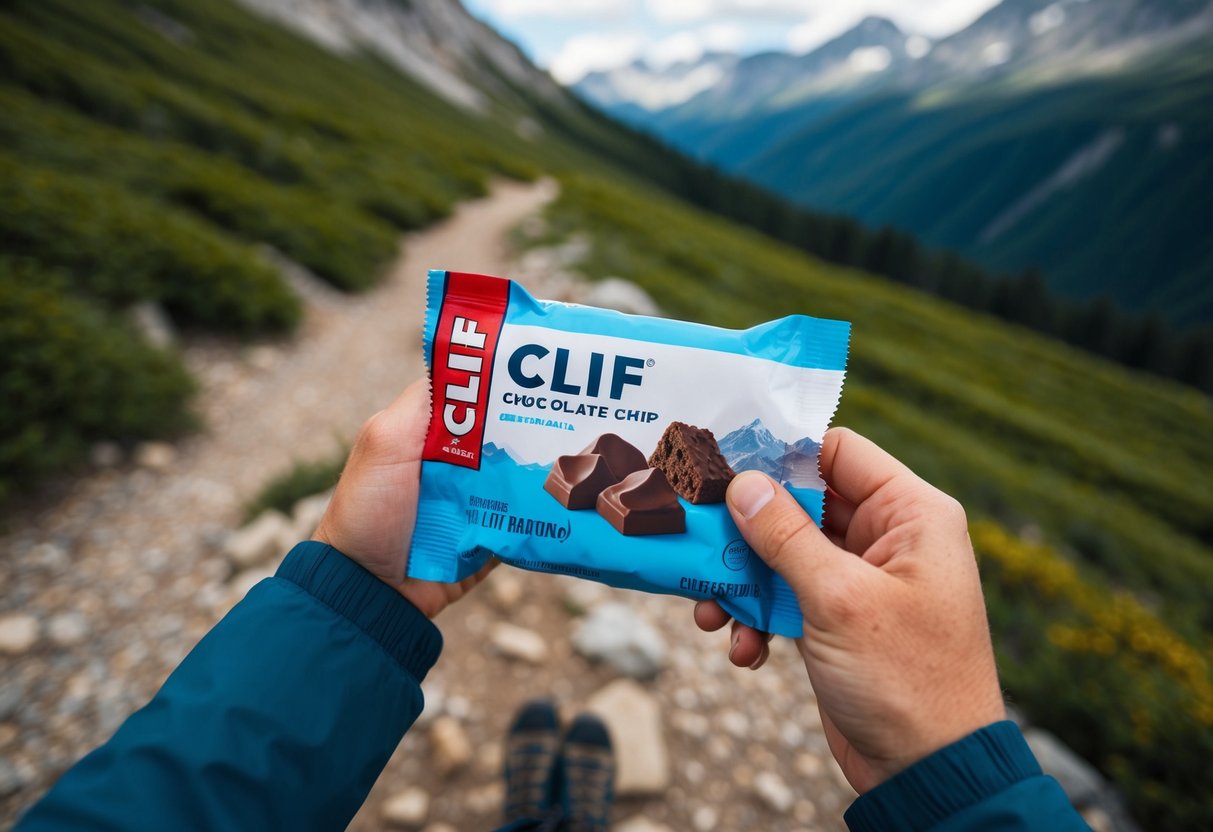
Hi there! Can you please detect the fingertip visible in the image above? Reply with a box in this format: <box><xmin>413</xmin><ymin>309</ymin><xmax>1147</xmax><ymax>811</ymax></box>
<box><xmin>726</xmin><ymin>471</ymin><xmax>776</xmax><ymax>520</ymax></box>
<box><xmin>694</xmin><ymin>599</ymin><xmax>731</xmax><ymax>632</ymax></box>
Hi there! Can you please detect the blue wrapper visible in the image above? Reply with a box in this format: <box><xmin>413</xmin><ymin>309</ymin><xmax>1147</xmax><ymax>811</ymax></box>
<box><xmin>409</xmin><ymin>270</ymin><xmax>850</xmax><ymax>637</ymax></box>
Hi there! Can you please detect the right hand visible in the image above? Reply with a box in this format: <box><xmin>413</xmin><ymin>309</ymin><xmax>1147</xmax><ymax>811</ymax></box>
<box><xmin>695</xmin><ymin>427</ymin><xmax>1006</xmax><ymax>793</ymax></box>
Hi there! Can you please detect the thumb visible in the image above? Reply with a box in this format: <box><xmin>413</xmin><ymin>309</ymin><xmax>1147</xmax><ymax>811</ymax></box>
<box><xmin>726</xmin><ymin>471</ymin><xmax>860</xmax><ymax>607</ymax></box>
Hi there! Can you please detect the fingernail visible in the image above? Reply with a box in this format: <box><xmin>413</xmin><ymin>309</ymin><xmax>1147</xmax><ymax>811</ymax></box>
<box><xmin>728</xmin><ymin>473</ymin><xmax>775</xmax><ymax>519</ymax></box>
<box><xmin>728</xmin><ymin>629</ymin><xmax>740</xmax><ymax>661</ymax></box>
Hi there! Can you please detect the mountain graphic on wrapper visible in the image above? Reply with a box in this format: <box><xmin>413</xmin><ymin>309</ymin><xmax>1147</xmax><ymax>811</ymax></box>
<box><xmin>717</xmin><ymin>419</ymin><xmax>824</xmax><ymax>490</ymax></box>
<box><xmin>483</xmin><ymin>421</ymin><xmax>822</xmax><ymax>488</ymax></box>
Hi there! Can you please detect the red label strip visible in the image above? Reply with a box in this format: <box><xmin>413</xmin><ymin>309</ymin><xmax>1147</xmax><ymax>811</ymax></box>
<box><xmin>423</xmin><ymin>272</ymin><xmax>511</xmax><ymax>469</ymax></box>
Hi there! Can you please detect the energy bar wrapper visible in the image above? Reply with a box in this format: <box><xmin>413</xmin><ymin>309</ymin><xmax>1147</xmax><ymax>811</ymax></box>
<box><xmin>409</xmin><ymin>270</ymin><xmax>850</xmax><ymax>637</ymax></box>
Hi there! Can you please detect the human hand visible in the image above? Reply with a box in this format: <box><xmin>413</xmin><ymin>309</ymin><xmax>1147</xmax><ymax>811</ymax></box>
<box><xmin>313</xmin><ymin>378</ymin><xmax>494</xmax><ymax>618</ymax></box>
<box><xmin>694</xmin><ymin>427</ymin><xmax>1005</xmax><ymax>793</ymax></box>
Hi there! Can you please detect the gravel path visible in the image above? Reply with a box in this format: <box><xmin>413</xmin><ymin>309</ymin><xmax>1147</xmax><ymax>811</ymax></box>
<box><xmin>0</xmin><ymin>179</ymin><xmax>852</xmax><ymax>831</ymax></box>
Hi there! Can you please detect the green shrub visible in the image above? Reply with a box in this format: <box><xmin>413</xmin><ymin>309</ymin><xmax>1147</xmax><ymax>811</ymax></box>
<box><xmin>245</xmin><ymin>453</ymin><xmax>345</xmax><ymax>522</ymax></box>
<box><xmin>0</xmin><ymin>156</ymin><xmax>301</xmax><ymax>333</ymax></box>
<box><xmin>0</xmin><ymin>260</ymin><xmax>195</xmax><ymax>501</ymax></box>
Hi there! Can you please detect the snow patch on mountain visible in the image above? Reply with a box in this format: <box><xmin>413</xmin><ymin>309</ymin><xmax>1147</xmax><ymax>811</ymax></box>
<box><xmin>718</xmin><ymin>419</ymin><xmax>825</xmax><ymax>491</ymax></box>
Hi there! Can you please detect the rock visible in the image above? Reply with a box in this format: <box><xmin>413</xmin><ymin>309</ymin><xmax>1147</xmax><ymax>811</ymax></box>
<box><xmin>129</xmin><ymin>300</ymin><xmax>175</xmax><ymax>349</ymax></box>
<box><xmin>586</xmin><ymin>678</ymin><xmax>669</xmax><ymax>796</ymax></box>
<box><xmin>0</xmin><ymin>757</ymin><xmax>25</xmax><ymax>797</ymax></box>
<box><xmin>0</xmin><ymin>613</ymin><xmax>40</xmax><ymax>655</ymax></box>
<box><xmin>719</xmin><ymin>709</ymin><xmax>749</xmax><ymax>739</ymax></box>
<box><xmin>28</xmin><ymin>542</ymin><xmax>69</xmax><ymax>571</ymax></box>
<box><xmin>47</xmin><ymin>612</ymin><xmax>89</xmax><ymax>647</ymax></box>
<box><xmin>672</xmin><ymin>711</ymin><xmax>708</xmax><ymax>740</ymax></box>
<box><xmin>230</xmin><ymin>566</ymin><xmax>276</xmax><ymax>598</ymax></box>
<box><xmin>382</xmin><ymin>787</ymin><xmax>429</xmax><ymax>827</ymax></box>
<box><xmin>582</xmin><ymin>278</ymin><xmax>661</xmax><ymax>317</ymax></box>
<box><xmin>430</xmin><ymin>716</ymin><xmax>473</xmax><ymax>777</ymax></box>
<box><xmin>692</xmin><ymin>805</ymin><xmax>719</xmax><ymax>831</ymax></box>
<box><xmin>488</xmin><ymin>571</ymin><xmax>524</xmax><ymax>611</ymax></box>
<box><xmin>90</xmin><ymin>442</ymin><xmax>123</xmax><ymax>468</ymax></box>
<box><xmin>489</xmin><ymin>623</ymin><xmax>548</xmax><ymax>664</ymax></box>
<box><xmin>421</xmin><ymin>824</ymin><xmax>457</xmax><ymax>832</ymax></box>
<box><xmin>794</xmin><ymin>752</ymin><xmax>823</xmax><ymax>779</ymax></box>
<box><xmin>247</xmin><ymin>345</ymin><xmax>280</xmax><ymax>371</ymax></box>
<box><xmin>753</xmin><ymin>771</ymin><xmax>795</xmax><ymax>813</ymax></box>
<box><xmin>223</xmin><ymin>510</ymin><xmax>293</xmax><ymax>570</ymax></box>
<box><xmin>135</xmin><ymin>441</ymin><xmax>177</xmax><ymax>471</ymax></box>
<box><xmin>291</xmin><ymin>492</ymin><xmax>330</xmax><ymax>540</ymax></box>
<box><xmin>0</xmin><ymin>681</ymin><xmax>22</xmax><ymax>720</ymax></box>
<box><xmin>614</xmin><ymin>817</ymin><xmax>674</xmax><ymax>832</ymax></box>
<box><xmin>560</xmin><ymin>575</ymin><xmax>609</xmax><ymax>613</ymax></box>
<box><xmin>1025</xmin><ymin>729</ymin><xmax>1105</xmax><ymax>806</ymax></box>
<box><xmin>794</xmin><ymin>799</ymin><xmax>818</xmax><ymax>824</ymax></box>
<box><xmin>1082</xmin><ymin>807</ymin><xmax>1113</xmax><ymax>832</ymax></box>
<box><xmin>465</xmin><ymin>781</ymin><xmax>504</xmax><ymax>814</ymax></box>
<box><xmin>476</xmin><ymin>740</ymin><xmax>504</xmax><ymax>775</ymax></box>
<box><xmin>572</xmin><ymin>602</ymin><xmax>666</xmax><ymax>679</ymax></box>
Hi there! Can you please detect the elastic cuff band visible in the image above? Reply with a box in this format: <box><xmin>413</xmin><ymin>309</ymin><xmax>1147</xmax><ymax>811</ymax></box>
<box><xmin>276</xmin><ymin>541</ymin><xmax>443</xmax><ymax>683</ymax></box>
<box><xmin>845</xmin><ymin>721</ymin><xmax>1042</xmax><ymax>832</ymax></box>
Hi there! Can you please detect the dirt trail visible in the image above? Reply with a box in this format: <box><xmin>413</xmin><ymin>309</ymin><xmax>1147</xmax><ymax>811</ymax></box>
<box><xmin>1</xmin><ymin>177</ymin><xmax>851</xmax><ymax>831</ymax></box>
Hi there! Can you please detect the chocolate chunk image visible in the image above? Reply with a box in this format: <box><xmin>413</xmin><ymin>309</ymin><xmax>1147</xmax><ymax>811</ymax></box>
<box><xmin>545</xmin><ymin>454</ymin><xmax>618</xmax><ymax>510</ymax></box>
<box><xmin>596</xmin><ymin>468</ymin><xmax>686</xmax><ymax>536</ymax></box>
<box><xmin>648</xmin><ymin>421</ymin><xmax>736</xmax><ymax>504</ymax></box>
<box><xmin>579</xmin><ymin>433</ymin><xmax>648</xmax><ymax>480</ymax></box>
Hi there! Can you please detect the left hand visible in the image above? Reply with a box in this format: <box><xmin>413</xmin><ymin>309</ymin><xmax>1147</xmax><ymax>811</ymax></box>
<box><xmin>313</xmin><ymin>378</ymin><xmax>495</xmax><ymax>618</ymax></box>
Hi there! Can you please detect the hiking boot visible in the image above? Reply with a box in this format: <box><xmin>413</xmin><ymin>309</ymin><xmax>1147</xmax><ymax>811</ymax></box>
<box><xmin>503</xmin><ymin>699</ymin><xmax>562</xmax><ymax>822</ymax></box>
<box><xmin>558</xmin><ymin>713</ymin><xmax>615</xmax><ymax>832</ymax></box>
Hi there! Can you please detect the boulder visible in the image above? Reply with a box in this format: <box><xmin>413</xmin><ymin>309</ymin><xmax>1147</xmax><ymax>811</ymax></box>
<box><xmin>586</xmin><ymin>679</ymin><xmax>669</xmax><ymax>796</ymax></box>
<box><xmin>572</xmin><ymin>602</ymin><xmax>666</xmax><ymax>680</ymax></box>
<box><xmin>1024</xmin><ymin>729</ymin><xmax>1105</xmax><ymax>806</ymax></box>
<box><xmin>582</xmin><ymin>278</ymin><xmax>661</xmax><ymax>317</ymax></box>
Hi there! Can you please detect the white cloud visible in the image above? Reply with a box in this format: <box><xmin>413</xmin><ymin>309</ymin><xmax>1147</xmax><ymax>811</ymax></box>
<box><xmin>646</xmin><ymin>22</ymin><xmax>743</xmax><ymax>68</ymax></box>
<box><xmin>489</xmin><ymin>0</ymin><xmax>630</xmax><ymax>19</ymax></box>
<box><xmin>786</xmin><ymin>0</ymin><xmax>1001</xmax><ymax>55</ymax></box>
<box><xmin>549</xmin><ymin>30</ymin><xmax>647</xmax><ymax>82</ymax></box>
<box><xmin>648</xmin><ymin>0</ymin><xmax>811</xmax><ymax>24</ymax></box>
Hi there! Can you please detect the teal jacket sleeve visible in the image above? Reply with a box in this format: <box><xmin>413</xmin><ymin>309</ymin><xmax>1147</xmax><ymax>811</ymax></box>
<box><xmin>16</xmin><ymin>541</ymin><xmax>442</xmax><ymax>832</ymax></box>
<box><xmin>845</xmin><ymin>720</ymin><xmax>1091</xmax><ymax>832</ymax></box>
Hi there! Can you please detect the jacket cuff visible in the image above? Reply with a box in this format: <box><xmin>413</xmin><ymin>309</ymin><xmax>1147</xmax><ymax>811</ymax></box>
<box><xmin>845</xmin><ymin>720</ymin><xmax>1042</xmax><ymax>832</ymax></box>
<box><xmin>276</xmin><ymin>541</ymin><xmax>443</xmax><ymax>683</ymax></box>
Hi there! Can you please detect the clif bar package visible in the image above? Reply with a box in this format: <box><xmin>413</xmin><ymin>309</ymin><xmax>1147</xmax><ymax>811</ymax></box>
<box><xmin>409</xmin><ymin>270</ymin><xmax>850</xmax><ymax>637</ymax></box>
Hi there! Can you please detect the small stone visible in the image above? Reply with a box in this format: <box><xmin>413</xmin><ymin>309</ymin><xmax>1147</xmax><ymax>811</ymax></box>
<box><xmin>0</xmin><ymin>756</ymin><xmax>26</xmax><ymax>797</ymax></box>
<box><xmin>382</xmin><ymin>787</ymin><xmax>429</xmax><ymax>827</ymax></box>
<box><xmin>476</xmin><ymin>740</ymin><xmax>504</xmax><ymax>775</ymax></box>
<box><xmin>489</xmin><ymin>623</ymin><xmax>548</xmax><ymax>663</ymax></box>
<box><xmin>90</xmin><ymin>442</ymin><xmax>123</xmax><ymax>468</ymax></box>
<box><xmin>129</xmin><ymin>300</ymin><xmax>175</xmax><ymax>349</ymax></box>
<box><xmin>47</xmin><ymin>612</ymin><xmax>89</xmax><ymax>647</ymax></box>
<box><xmin>1080</xmin><ymin>806</ymin><xmax>1113</xmax><ymax>832</ymax></box>
<box><xmin>613</xmin><ymin>817</ymin><xmax>674</xmax><ymax>832</ymax></box>
<box><xmin>28</xmin><ymin>542</ymin><xmax>69</xmax><ymax>571</ymax></box>
<box><xmin>692</xmin><ymin>805</ymin><xmax>719</xmax><ymax>831</ymax></box>
<box><xmin>794</xmin><ymin>799</ymin><xmax>818</xmax><ymax>824</ymax></box>
<box><xmin>753</xmin><ymin>771</ymin><xmax>795</xmax><ymax>813</ymax></box>
<box><xmin>558</xmin><ymin>575</ymin><xmax>608</xmax><ymax>613</ymax></box>
<box><xmin>586</xmin><ymin>678</ymin><xmax>669</xmax><ymax>796</ymax></box>
<box><xmin>488</xmin><ymin>571</ymin><xmax>524</xmax><ymax>611</ymax></box>
<box><xmin>672</xmin><ymin>711</ymin><xmax>708</xmax><ymax>739</ymax></box>
<box><xmin>0</xmin><ymin>681</ymin><xmax>22</xmax><ymax>720</ymax></box>
<box><xmin>291</xmin><ymin>492</ymin><xmax>330</xmax><ymax>540</ymax></box>
<box><xmin>223</xmin><ymin>511</ymin><xmax>293</xmax><ymax>570</ymax></box>
<box><xmin>421</xmin><ymin>824</ymin><xmax>458</xmax><ymax>832</ymax></box>
<box><xmin>781</xmin><ymin>721</ymin><xmax>806</xmax><ymax>748</ymax></box>
<box><xmin>572</xmin><ymin>602</ymin><xmax>666</xmax><ymax>679</ymax></box>
<box><xmin>465</xmin><ymin>781</ymin><xmax>504</xmax><ymax>814</ymax></box>
<box><xmin>684</xmin><ymin>759</ymin><xmax>706</xmax><ymax>784</ymax></box>
<box><xmin>134</xmin><ymin>441</ymin><xmax>176</xmax><ymax>471</ymax></box>
<box><xmin>248</xmin><ymin>345</ymin><xmax>280</xmax><ymax>370</ymax></box>
<box><xmin>794</xmin><ymin>752</ymin><xmax>823</xmax><ymax>779</ymax></box>
<box><xmin>0</xmin><ymin>614</ymin><xmax>40</xmax><ymax>655</ymax></box>
<box><xmin>719</xmin><ymin>709</ymin><xmax>749</xmax><ymax>739</ymax></box>
<box><xmin>430</xmin><ymin>716</ymin><xmax>473</xmax><ymax>777</ymax></box>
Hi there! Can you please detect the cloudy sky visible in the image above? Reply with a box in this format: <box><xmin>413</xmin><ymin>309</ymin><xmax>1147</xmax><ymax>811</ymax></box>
<box><xmin>463</xmin><ymin>0</ymin><xmax>1003</xmax><ymax>83</ymax></box>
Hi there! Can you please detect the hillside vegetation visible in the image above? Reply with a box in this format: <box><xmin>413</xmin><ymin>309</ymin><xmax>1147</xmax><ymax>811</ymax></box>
<box><xmin>530</xmin><ymin>173</ymin><xmax>1213</xmax><ymax>829</ymax></box>
<box><xmin>0</xmin><ymin>0</ymin><xmax>546</xmax><ymax>499</ymax></box>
